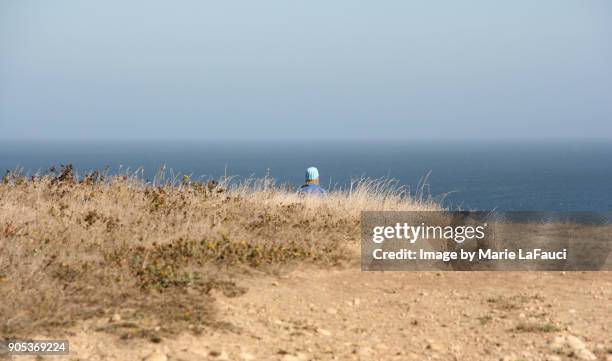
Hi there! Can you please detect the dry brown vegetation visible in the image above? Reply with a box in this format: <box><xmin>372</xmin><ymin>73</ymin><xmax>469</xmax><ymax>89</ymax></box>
<box><xmin>0</xmin><ymin>166</ymin><xmax>439</xmax><ymax>340</ymax></box>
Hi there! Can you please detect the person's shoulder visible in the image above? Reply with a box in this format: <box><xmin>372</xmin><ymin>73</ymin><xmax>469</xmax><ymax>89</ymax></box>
<box><xmin>297</xmin><ymin>184</ymin><xmax>327</xmax><ymax>195</ymax></box>
<box><xmin>297</xmin><ymin>184</ymin><xmax>312</xmax><ymax>193</ymax></box>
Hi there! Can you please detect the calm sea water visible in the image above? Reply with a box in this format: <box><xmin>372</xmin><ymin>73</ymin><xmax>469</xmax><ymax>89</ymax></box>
<box><xmin>1</xmin><ymin>140</ymin><xmax>611</xmax><ymax>211</ymax></box>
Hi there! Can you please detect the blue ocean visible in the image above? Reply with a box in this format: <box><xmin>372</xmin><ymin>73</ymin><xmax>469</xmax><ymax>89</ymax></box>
<box><xmin>1</xmin><ymin>140</ymin><xmax>611</xmax><ymax>211</ymax></box>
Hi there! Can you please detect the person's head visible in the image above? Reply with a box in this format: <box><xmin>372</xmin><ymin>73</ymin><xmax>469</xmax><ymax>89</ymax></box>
<box><xmin>305</xmin><ymin>166</ymin><xmax>320</xmax><ymax>185</ymax></box>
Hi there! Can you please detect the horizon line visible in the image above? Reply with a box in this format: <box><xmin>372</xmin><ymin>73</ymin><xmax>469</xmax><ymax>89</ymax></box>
<box><xmin>2</xmin><ymin>137</ymin><xmax>612</xmax><ymax>143</ymax></box>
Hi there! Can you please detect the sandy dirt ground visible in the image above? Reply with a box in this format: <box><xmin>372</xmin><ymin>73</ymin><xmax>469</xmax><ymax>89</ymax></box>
<box><xmin>11</xmin><ymin>268</ymin><xmax>611</xmax><ymax>361</ymax></box>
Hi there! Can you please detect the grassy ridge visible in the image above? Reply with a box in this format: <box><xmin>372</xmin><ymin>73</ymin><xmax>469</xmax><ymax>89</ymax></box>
<box><xmin>0</xmin><ymin>166</ymin><xmax>439</xmax><ymax>338</ymax></box>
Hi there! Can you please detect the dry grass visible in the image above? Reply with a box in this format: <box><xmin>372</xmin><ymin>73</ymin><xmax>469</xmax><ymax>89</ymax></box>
<box><xmin>512</xmin><ymin>322</ymin><xmax>561</xmax><ymax>333</ymax></box>
<box><xmin>0</xmin><ymin>166</ymin><xmax>439</xmax><ymax>339</ymax></box>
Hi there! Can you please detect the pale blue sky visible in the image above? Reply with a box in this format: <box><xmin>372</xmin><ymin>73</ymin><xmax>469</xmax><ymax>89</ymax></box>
<box><xmin>1</xmin><ymin>1</ymin><xmax>611</xmax><ymax>140</ymax></box>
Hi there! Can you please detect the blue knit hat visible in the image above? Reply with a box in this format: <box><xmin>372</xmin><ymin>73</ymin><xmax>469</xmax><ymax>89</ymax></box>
<box><xmin>305</xmin><ymin>167</ymin><xmax>319</xmax><ymax>181</ymax></box>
